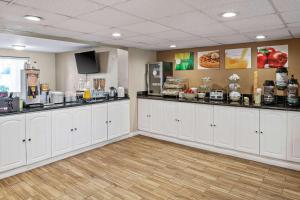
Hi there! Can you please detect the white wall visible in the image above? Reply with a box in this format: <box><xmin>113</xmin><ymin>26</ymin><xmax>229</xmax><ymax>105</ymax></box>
<box><xmin>0</xmin><ymin>48</ymin><xmax>56</xmax><ymax>89</ymax></box>
<box><xmin>128</xmin><ymin>48</ymin><xmax>156</xmax><ymax>132</ymax></box>
<box><xmin>55</xmin><ymin>47</ymin><xmax>128</xmax><ymax>92</ymax></box>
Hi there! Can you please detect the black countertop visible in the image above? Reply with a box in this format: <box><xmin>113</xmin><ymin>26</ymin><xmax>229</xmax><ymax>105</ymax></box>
<box><xmin>0</xmin><ymin>97</ymin><xmax>129</xmax><ymax>117</ymax></box>
<box><xmin>137</xmin><ymin>94</ymin><xmax>300</xmax><ymax>112</ymax></box>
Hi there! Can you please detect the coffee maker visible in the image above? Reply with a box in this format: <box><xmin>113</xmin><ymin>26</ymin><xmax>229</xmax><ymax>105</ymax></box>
<box><xmin>21</xmin><ymin>69</ymin><xmax>42</xmax><ymax>107</ymax></box>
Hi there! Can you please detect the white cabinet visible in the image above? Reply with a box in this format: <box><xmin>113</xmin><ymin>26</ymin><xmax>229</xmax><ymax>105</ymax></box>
<box><xmin>150</xmin><ymin>100</ymin><xmax>164</xmax><ymax>134</ymax></box>
<box><xmin>0</xmin><ymin>115</ymin><xmax>26</xmax><ymax>172</ymax></box>
<box><xmin>194</xmin><ymin>104</ymin><xmax>214</xmax><ymax>145</ymax></box>
<box><xmin>287</xmin><ymin>111</ymin><xmax>300</xmax><ymax>162</ymax></box>
<box><xmin>26</xmin><ymin>112</ymin><xmax>52</xmax><ymax>164</ymax></box>
<box><xmin>213</xmin><ymin>106</ymin><xmax>236</xmax><ymax>150</ymax></box>
<box><xmin>72</xmin><ymin>106</ymin><xmax>92</xmax><ymax>150</ymax></box>
<box><xmin>162</xmin><ymin>101</ymin><xmax>178</xmax><ymax>137</ymax></box>
<box><xmin>108</xmin><ymin>100</ymin><xmax>130</xmax><ymax>140</ymax></box>
<box><xmin>52</xmin><ymin>109</ymin><xmax>73</xmax><ymax>157</ymax></box>
<box><xmin>177</xmin><ymin>103</ymin><xmax>195</xmax><ymax>141</ymax></box>
<box><xmin>235</xmin><ymin>108</ymin><xmax>260</xmax><ymax>154</ymax></box>
<box><xmin>92</xmin><ymin>104</ymin><xmax>108</xmax><ymax>144</ymax></box>
<box><xmin>138</xmin><ymin>99</ymin><xmax>151</xmax><ymax>132</ymax></box>
<box><xmin>260</xmin><ymin>110</ymin><xmax>287</xmax><ymax>160</ymax></box>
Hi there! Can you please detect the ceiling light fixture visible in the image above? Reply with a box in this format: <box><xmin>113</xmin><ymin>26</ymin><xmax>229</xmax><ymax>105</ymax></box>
<box><xmin>221</xmin><ymin>12</ymin><xmax>237</xmax><ymax>18</ymax></box>
<box><xmin>256</xmin><ymin>35</ymin><xmax>266</xmax><ymax>39</ymax></box>
<box><xmin>112</xmin><ymin>32</ymin><xmax>122</xmax><ymax>38</ymax></box>
<box><xmin>24</xmin><ymin>15</ymin><xmax>43</xmax><ymax>22</ymax></box>
<box><xmin>12</xmin><ymin>45</ymin><xmax>26</xmax><ymax>51</ymax></box>
<box><xmin>170</xmin><ymin>44</ymin><xmax>176</xmax><ymax>48</ymax></box>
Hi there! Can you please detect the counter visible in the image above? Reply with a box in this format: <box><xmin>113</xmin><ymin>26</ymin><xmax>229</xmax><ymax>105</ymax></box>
<box><xmin>137</xmin><ymin>94</ymin><xmax>300</xmax><ymax>112</ymax></box>
<box><xmin>0</xmin><ymin>97</ymin><xmax>129</xmax><ymax>117</ymax></box>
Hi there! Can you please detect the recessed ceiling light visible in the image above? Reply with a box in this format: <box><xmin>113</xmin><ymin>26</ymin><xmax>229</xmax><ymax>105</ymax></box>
<box><xmin>221</xmin><ymin>12</ymin><xmax>237</xmax><ymax>18</ymax></box>
<box><xmin>24</xmin><ymin>15</ymin><xmax>43</xmax><ymax>22</ymax></box>
<box><xmin>12</xmin><ymin>45</ymin><xmax>26</xmax><ymax>51</ymax></box>
<box><xmin>170</xmin><ymin>44</ymin><xmax>176</xmax><ymax>48</ymax></box>
<box><xmin>256</xmin><ymin>35</ymin><xmax>266</xmax><ymax>39</ymax></box>
<box><xmin>112</xmin><ymin>32</ymin><xmax>122</xmax><ymax>38</ymax></box>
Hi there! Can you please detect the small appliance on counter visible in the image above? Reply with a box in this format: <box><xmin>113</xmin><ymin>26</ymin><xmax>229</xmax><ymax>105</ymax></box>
<box><xmin>117</xmin><ymin>87</ymin><xmax>125</xmax><ymax>98</ymax></box>
<box><xmin>40</xmin><ymin>83</ymin><xmax>51</xmax><ymax>105</ymax></box>
<box><xmin>0</xmin><ymin>93</ymin><xmax>19</xmax><ymax>113</ymax></box>
<box><xmin>65</xmin><ymin>91</ymin><xmax>77</xmax><ymax>103</ymax></box>
<box><xmin>50</xmin><ymin>91</ymin><xmax>64</xmax><ymax>104</ymax></box>
<box><xmin>287</xmin><ymin>75</ymin><xmax>299</xmax><ymax>106</ymax></box>
<box><xmin>146</xmin><ymin>62</ymin><xmax>173</xmax><ymax>95</ymax></box>
<box><xmin>109</xmin><ymin>87</ymin><xmax>117</xmax><ymax>98</ymax></box>
<box><xmin>263</xmin><ymin>80</ymin><xmax>275</xmax><ymax>105</ymax></box>
<box><xmin>21</xmin><ymin>69</ymin><xmax>43</xmax><ymax>107</ymax></box>
<box><xmin>210</xmin><ymin>90</ymin><xmax>224</xmax><ymax>101</ymax></box>
<box><xmin>162</xmin><ymin>76</ymin><xmax>188</xmax><ymax>97</ymax></box>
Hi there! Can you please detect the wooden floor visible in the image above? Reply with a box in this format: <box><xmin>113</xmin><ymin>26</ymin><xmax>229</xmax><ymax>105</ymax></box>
<box><xmin>1</xmin><ymin>136</ymin><xmax>300</xmax><ymax>200</ymax></box>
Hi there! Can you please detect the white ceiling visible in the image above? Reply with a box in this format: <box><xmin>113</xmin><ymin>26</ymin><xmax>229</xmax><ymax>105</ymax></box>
<box><xmin>0</xmin><ymin>33</ymin><xmax>90</xmax><ymax>52</ymax></box>
<box><xmin>0</xmin><ymin>0</ymin><xmax>299</xmax><ymax>51</ymax></box>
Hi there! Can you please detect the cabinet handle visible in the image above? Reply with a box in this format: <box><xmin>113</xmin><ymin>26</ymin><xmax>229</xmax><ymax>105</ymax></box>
<box><xmin>260</xmin><ymin>131</ymin><xmax>263</xmax><ymax>134</ymax></box>
<box><xmin>109</xmin><ymin>121</ymin><xmax>112</xmax><ymax>123</ymax></box>
<box><xmin>255</xmin><ymin>131</ymin><xmax>258</xmax><ymax>134</ymax></box>
<box><xmin>28</xmin><ymin>138</ymin><xmax>31</xmax><ymax>142</ymax></box>
<box><xmin>70</xmin><ymin>129</ymin><xmax>74</xmax><ymax>132</ymax></box>
<box><xmin>105</xmin><ymin>121</ymin><xmax>108</xmax><ymax>124</ymax></box>
<box><xmin>210</xmin><ymin>124</ymin><xmax>213</xmax><ymax>127</ymax></box>
<box><xmin>213</xmin><ymin>124</ymin><xmax>216</xmax><ymax>127</ymax></box>
<box><xmin>22</xmin><ymin>139</ymin><xmax>26</xmax><ymax>143</ymax></box>
<box><xmin>74</xmin><ymin>128</ymin><xmax>77</xmax><ymax>131</ymax></box>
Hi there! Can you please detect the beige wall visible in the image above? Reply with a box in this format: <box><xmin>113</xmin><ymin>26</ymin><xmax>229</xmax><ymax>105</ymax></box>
<box><xmin>128</xmin><ymin>48</ymin><xmax>156</xmax><ymax>132</ymax></box>
<box><xmin>55</xmin><ymin>47</ymin><xmax>128</xmax><ymax>92</ymax></box>
<box><xmin>157</xmin><ymin>38</ymin><xmax>300</xmax><ymax>94</ymax></box>
<box><xmin>0</xmin><ymin>48</ymin><xmax>56</xmax><ymax>89</ymax></box>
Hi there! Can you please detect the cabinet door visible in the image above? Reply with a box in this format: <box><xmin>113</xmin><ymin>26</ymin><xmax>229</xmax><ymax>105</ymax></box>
<box><xmin>150</xmin><ymin>100</ymin><xmax>164</xmax><ymax>134</ymax></box>
<box><xmin>260</xmin><ymin>110</ymin><xmax>287</xmax><ymax>160</ymax></box>
<box><xmin>287</xmin><ymin>111</ymin><xmax>300</xmax><ymax>162</ymax></box>
<box><xmin>72</xmin><ymin>106</ymin><xmax>92</xmax><ymax>150</ymax></box>
<box><xmin>138</xmin><ymin>99</ymin><xmax>150</xmax><ymax>132</ymax></box>
<box><xmin>162</xmin><ymin>101</ymin><xmax>178</xmax><ymax>137</ymax></box>
<box><xmin>178</xmin><ymin>103</ymin><xmax>195</xmax><ymax>141</ymax></box>
<box><xmin>26</xmin><ymin>112</ymin><xmax>52</xmax><ymax>164</ymax></box>
<box><xmin>236</xmin><ymin>108</ymin><xmax>260</xmax><ymax>155</ymax></box>
<box><xmin>52</xmin><ymin>109</ymin><xmax>73</xmax><ymax>156</ymax></box>
<box><xmin>194</xmin><ymin>104</ymin><xmax>214</xmax><ymax>145</ymax></box>
<box><xmin>0</xmin><ymin>115</ymin><xmax>26</xmax><ymax>172</ymax></box>
<box><xmin>92</xmin><ymin>104</ymin><xmax>108</xmax><ymax>144</ymax></box>
<box><xmin>108</xmin><ymin>101</ymin><xmax>130</xmax><ymax>139</ymax></box>
<box><xmin>213</xmin><ymin>106</ymin><xmax>236</xmax><ymax>149</ymax></box>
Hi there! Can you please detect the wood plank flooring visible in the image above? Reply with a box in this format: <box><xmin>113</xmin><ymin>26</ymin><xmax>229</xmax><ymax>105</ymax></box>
<box><xmin>1</xmin><ymin>135</ymin><xmax>300</xmax><ymax>200</ymax></box>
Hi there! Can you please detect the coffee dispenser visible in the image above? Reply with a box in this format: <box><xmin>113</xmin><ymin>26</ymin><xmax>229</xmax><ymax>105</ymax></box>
<box><xmin>21</xmin><ymin>69</ymin><xmax>41</xmax><ymax>106</ymax></box>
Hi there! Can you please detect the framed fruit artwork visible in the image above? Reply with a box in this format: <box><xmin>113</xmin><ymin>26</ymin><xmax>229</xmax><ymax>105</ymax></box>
<box><xmin>225</xmin><ymin>48</ymin><xmax>251</xmax><ymax>69</ymax></box>
<box><xmin>198</xmin><ymin>50</ymin><xmax>220</xmax><ymax>70</ymax></box>
<box><xmin>257</xmin><ymin>45</ymin><xmax>288</xmax><ymax>69</ymax></box>
<box><xmin>175</xmin><ymin>52</ymin><xmax>194</xmax><ymax>70</ymax></box>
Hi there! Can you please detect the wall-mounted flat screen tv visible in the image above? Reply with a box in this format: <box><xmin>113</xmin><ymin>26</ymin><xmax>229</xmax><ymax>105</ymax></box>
<box><xmin>75</xmin><ymin>51</ymin><xmax>100</xmax><ymax>74</ymax></box>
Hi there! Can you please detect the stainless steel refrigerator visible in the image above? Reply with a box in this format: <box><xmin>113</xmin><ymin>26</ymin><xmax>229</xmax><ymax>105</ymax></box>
<box><xmin>146</xmin><ymin>62</ymin><xmax>173</xmax><ymax>95</ymax></box>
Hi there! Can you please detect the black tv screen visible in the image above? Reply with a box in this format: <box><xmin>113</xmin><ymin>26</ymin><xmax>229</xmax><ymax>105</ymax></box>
<box><xmin>75</xmin><ymin>51</ymin><xmax>100</xmax><ymax>74</ymax></box>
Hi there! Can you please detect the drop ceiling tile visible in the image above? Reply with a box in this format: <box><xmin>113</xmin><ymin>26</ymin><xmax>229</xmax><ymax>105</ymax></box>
<box><xmin>79</xmin><ymin>7</ymin><xmax>144</xmax><ymax>27</ymax></box>
<box><xmin>289</xmin><ymin>27</ymin><xmax>300</xmax><ymax>37</ymax></box>
<box><xmin>34</xmin><ymin>26</ymin><xmax>84</xmax><ymax>38</ymax></box>
<box><xmin>122</xmin><ymin>21</ymin><xmax>170</xmax><ymax>34</ymax></box>
<box><xmin>113</xmin><ymin>0</ymin><xmax>194</xmax><ymax>20</ymax></box>
<box><xmin>15</xmin><ymin>0</ymin><xmax>103</xmax><ymax>17</ymax></box>
<box><xmin>244</xmin><ymin>28</ymin><xmax>292</xmax><ymax>40</ymax></box>
<box><xmin>148</xmin><ymin>30</ymin><xmax>199</xmax><ymax>41</ymax></box>
<box><xmin>183</xmin><ymin>0</ymin><xmax>242</xmax><ymax>10</ymax></box>
<box><xmin>103</xmin><ymin>39</ymin><xmax>142</xmax><ymax>47</ymax></box>
<box><xmin>287</xmin><ymin>22</ymin><xmax>300</xmax><ymax>28</ymax></box>
<box><xmin>272</xmin><ymin>0</ymin><xmax>300</xmax><ymax>12</ymax></box>
<box><xmin>281</xmin><ymin>10</ymin><xmax>300</xmax><ymax>24</ymax></box>
<box><xmin>71</xmin><ymin>33</ymin><xmax>111</xmax><ymax>42</ymax></box>
<box><xmin>157</xmin><ymin>11</ymin><xmax>218</xmax><ymax>31</ymax></box>
<box><xmin>90</xmin><ymin>0</ymin><xmax>128</xmax><ymax>6</ymax></box>
<box><xmin>224</xmin><ymin>14</ymin><xmax>284</xmax><ymax>32</ymax></box>
<box><xmin>54</xmin><ymin>19</ymin><xmax>109</xmax><ymax>34</ymax></box>
<box><xmin>93</xmin><ymin>28</ymin><xmax>140</xmax><ymax>39</ymax></box>
<box><xmin>0</xmin><ymin>4</ymin><xmax>70</xmax><ymax>26</ymax></box>
<box><xmin>126</xmin><ymin>35</ymin><xmax>169</xmax><ymax>44</ymax></box>
<box><xmin>184</xmin><ymin>22</ymin><xmax>236</xmax><ymax>37</ymax></box>
<box><xmin>201</xmin><ymin>0</ymin><xmax>275</xmax><ymax>21</ymax></box>
<box><xmin>209</xmin><ymin>34</ymin><xmax>252</xmax><ymax>44</ymax></box>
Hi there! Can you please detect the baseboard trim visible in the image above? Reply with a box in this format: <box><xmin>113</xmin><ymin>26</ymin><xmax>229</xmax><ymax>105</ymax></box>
<box><xmin>139</xmin><ymin>131</ymin><xmax>300</xmax><ymax>171</ymax></box>
<box><xmin>0</xmin><ymin>133</ymin><xmax>133</xmax><ymax>180</ymax></box>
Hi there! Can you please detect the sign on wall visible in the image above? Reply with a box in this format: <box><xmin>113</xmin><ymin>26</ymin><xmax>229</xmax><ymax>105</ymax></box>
<box><xmin>225</xmin><ymin>48</ymin><xmax>251</xmax><ymax>69</ymax></box>
<box><xmin>198</xmin><ymin>50</ymin><xmax>220</xmax><ymax>70</ymax></box>
<box><xmin>175</xmin><ymin>52</ymin><xmax>194</xmax><ymax>70</ymax></box>
<box><xmin>257</xmin><ymin>45</ymin><xmax>288</xmax><ymax>69</ymax></box>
